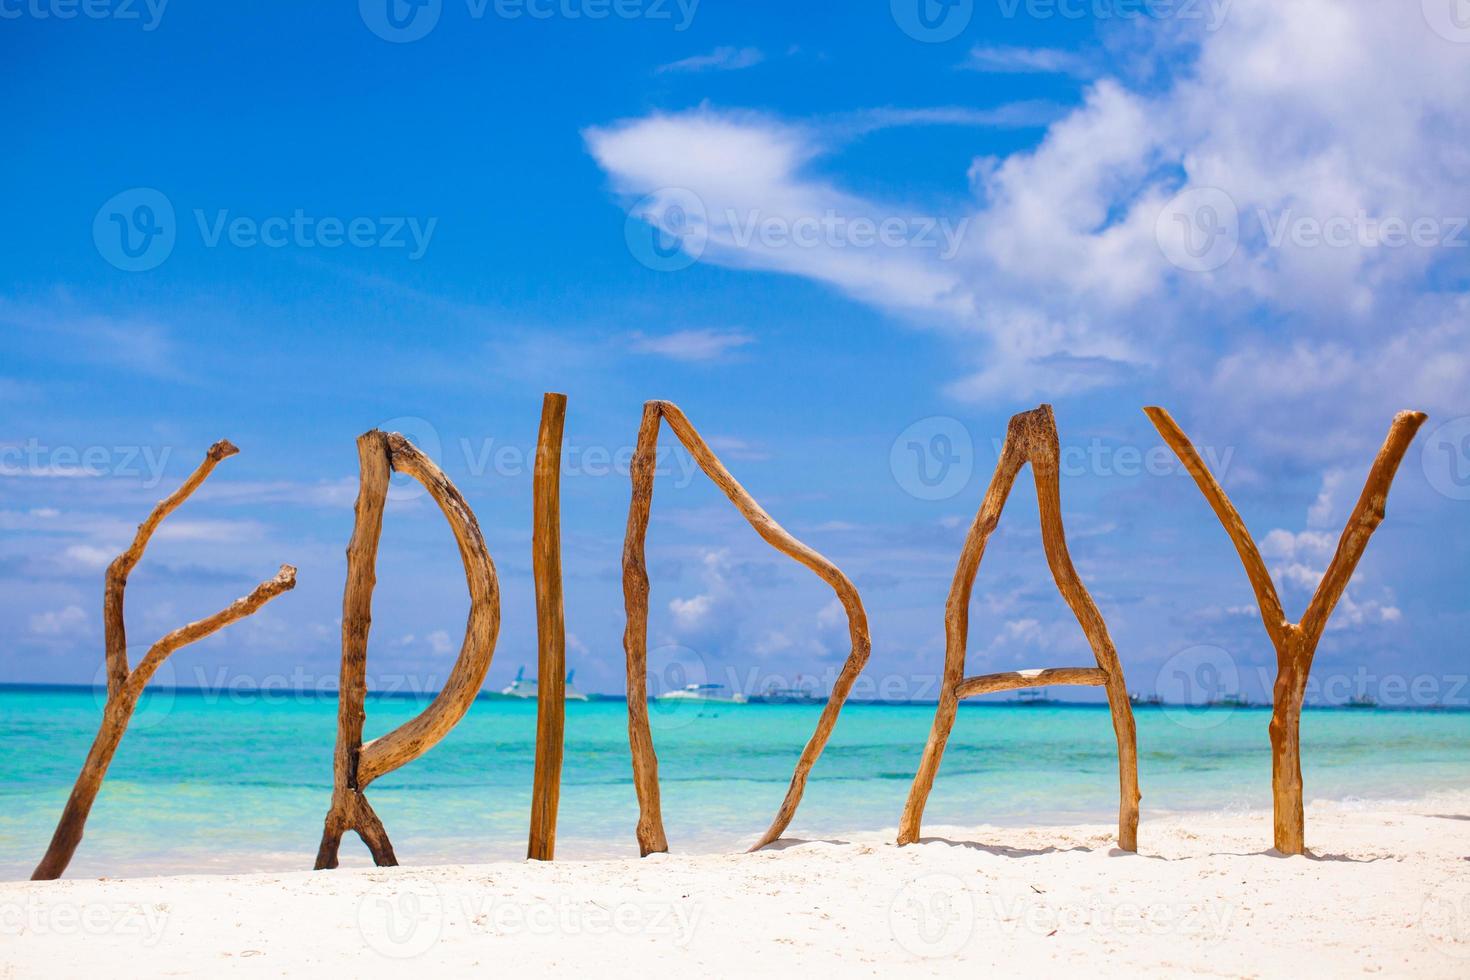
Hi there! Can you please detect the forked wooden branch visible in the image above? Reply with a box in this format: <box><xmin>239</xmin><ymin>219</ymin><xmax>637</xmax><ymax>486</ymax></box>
<box><xmin>528</xmin><ymin>393</ymin><xmax>568</xmax><ymax>861</ymax></box>
<box><xmin>621</xmin><ymin>401</ymin><xmax>872</xmax><ymax>856</ymax></box>
<box><xmin>314</xmin><ymin>430</ymin><xmax>501</xmax><ymax>869</ymax></box>
<box><xmin>898</xmin><ymin>405</ymin><xmax>1141</xmax><ymax>851</ymax></box>
<box><xmin>1145</xmin><ymin>406</ymin><xmax>1426</xmax><ymax>854</ymax></box>
<box><xmin>33</xmin><ymin>442</ymin><xmax>297</xmax><ymax>880</ymax></box>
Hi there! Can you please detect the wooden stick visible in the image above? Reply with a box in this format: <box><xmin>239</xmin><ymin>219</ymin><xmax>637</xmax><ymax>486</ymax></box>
<box><xmin>621</xmin><ymin>401</ymin><xmax>872</xmax><ymax>855</ymax></box>
<box><xmin>528</xmin><ymin>393</ymin><xmax>568</xmax><ymax>861</ymax></box>
<box><xmin>1145</xmin><ymin>406</ymin><xmax>1426</xmax><ymax>854</ymax></box>
<box><xmin>33</xmin><ymin>442</ymin><xmax>297</xmax><ymax>880</ymax></box>
<box><xmin>1029</xmin><ymin>407</ymin><xmax>1140</xmax><ymax>852</ymax></box>
<box><xmin>315</xmin><ymin>429</ymin><xmax>501</xmax><ymax>869</ymax></box>
<box><xmin>622</xmin><ymin>402</ymin><xmax>668</xmax><ymax>857</ymax></box>
<box><xmin>898</xmin><ymin>406</ymin><xmax>1140</xmax><ymax>851</ymax></box>
<box><xmin>315</xmin><ymin>431</ymin><xmax>391</xmax><ymax>871</ymax></box>
<box><xmin>955</xmin><ymin>667</ymin><xmax>1106</xmax><ymax>699</ymax></box>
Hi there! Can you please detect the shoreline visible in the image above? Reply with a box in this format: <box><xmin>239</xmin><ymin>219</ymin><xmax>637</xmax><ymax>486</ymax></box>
<box><xmin>4</xmin><ymin>795</ymin><xmax>1469</xmax><ymax>976</ymax></box>
<box><xmin>8</xmin><ymin>785</ymin><xmax>1470</xmax><ymax>883</ymax></box>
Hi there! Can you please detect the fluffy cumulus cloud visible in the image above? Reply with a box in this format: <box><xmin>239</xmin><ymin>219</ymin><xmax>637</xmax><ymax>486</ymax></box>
<box><xmin>586</xmin><ymin>0</ymin><xmax>1470</xmax><ymax>450</ymax></box>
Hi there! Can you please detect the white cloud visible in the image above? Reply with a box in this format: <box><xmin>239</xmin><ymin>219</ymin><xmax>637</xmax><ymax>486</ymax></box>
<box><xmin>585</xmin><ymin>110</ymin><xmax>974</xmax><ymax>319</ymax></box>
<box><xmin>30</xmin><ymin>605</ymin><xmax>88</xmax><ymax>637</ymax></box>
<box><xmin>658</xmin><ymin>46</ymin><xmax>763</xmax><ymax>75</ymax></box>
<box><xmin>962</xmin><ymin>45</ymin><xmax>1093</xmax><ymax>77</ymax></box>
<box><xmin>155</xmin><ymin>519</ymin><xmax>267</xmax><ymax>543</ymax></box>
<box><xmin>704</xmin><ymin>435</ymin><xmax>769</xmax><ymax>462</ymax></box>
<box><xmin>824</xmin><ymin>102</ymin><xmax>1067</xmax><ymax>138</ymax></box>
<box><xmin>64</xmin><ymin>544</ymin><xmax>114</xmax><ymax>570</ymax></box>
<box><xmin>669</xmin><ymin>593</ymin><xmax>714</xmax><ymax>630</ymax></box>
<box><xmin>816</xmin><ymin>598</ymin><xmax>843</xmax><ymax>630</ymax></box>
<box><xmin>1306</xmin><ymin>468</ymin><xmax>1348</xmax><ymax>529</ymax></box>
<box><xmin>630</xmin><ymin>328</ymin><xmax>753</xmax><ymax>362</ymax></box>
<box><xmin>586</xmin><ymin>1</ymin><xmax>1470</xmax><ymax>423</ymax></box>
<box><xmin>667</xmin><ymin>549</ymin><xmax>730</xmax><ymax>633</ymax></box>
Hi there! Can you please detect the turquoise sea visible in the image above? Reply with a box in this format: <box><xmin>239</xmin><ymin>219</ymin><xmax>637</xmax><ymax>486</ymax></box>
<box><xmin>2</xmin><ymin>685</ymin><xmax>1468</xmax><ymax>880</ymax></box>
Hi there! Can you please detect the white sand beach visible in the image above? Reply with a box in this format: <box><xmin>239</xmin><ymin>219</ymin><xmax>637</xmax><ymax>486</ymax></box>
<box><xmin>4</xmin><ymin>795</ymin><xmax>1469</xmax><ymax>978</ymax></box>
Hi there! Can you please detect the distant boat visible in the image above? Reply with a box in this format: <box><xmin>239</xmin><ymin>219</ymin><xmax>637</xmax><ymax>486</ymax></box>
<box><xmin>1013</xmin><ymin>688</ymin><xmax>1058</xmax><ymax>706</ymax></box>
<box><xmin>1346</xmin><ymin>694</ymin><xmax>1377</xmax><ymax>709</ymax></box>
<box><xmin>564</xmin><ymin>670</ymin><xmax>589</xmax><ymax>702</ymax></box>
<box><xmin>751</xmin><ymin>677</ymin><xmax>824</xmax><ymax>705</ymax></box>
<box><xmin>501</xmin><ymin>666</ymin><xmax>589</xmax><ymax>702</ymax></box>
<box><xmin>1206</xmin><ymin>693</ymin><xmax>1251</xmax><ymax>708</ymax></box>
<box><xmin>655</xmin><ymin>683</ymin><xmax>748</xmax><ymax>704</ymax></box>
<box><xmin>1130</xmin><ymin>692</ymin><xmax>1164</xmax><ymax>706</ymax></box>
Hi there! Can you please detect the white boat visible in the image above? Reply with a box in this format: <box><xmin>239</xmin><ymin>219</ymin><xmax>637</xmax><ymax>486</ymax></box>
<box><xmin>655</xmin><ymin>683</ymin><xmax>748</xmax><ymax>704</ymax></box>
<box><xmin>501</xmin><ymin>666</ymin><xmax>589</xmax><ymax>701</ymax></box>
<box><xmin>564</xmin><ymin>670</ymin><xmax>589</xmax><ymax>702</ymax></box>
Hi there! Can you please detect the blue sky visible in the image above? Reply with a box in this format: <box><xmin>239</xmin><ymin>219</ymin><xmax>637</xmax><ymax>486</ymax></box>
<box><xmin>2</xmin><ymin>0</ymin><xmax>1467</xmax><ymax>705</ymax></box>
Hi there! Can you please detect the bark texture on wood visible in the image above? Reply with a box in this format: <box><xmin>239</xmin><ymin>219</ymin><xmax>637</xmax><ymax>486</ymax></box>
<box><xmin>315</xmin><ymin>430</ymin><xmax>500</xmax><ymax>869</ymax></box>
<box><xmin>621</xmin><ymin>401</ymin><xmax>872</xmax><ymax>856</ymax></box>
<box><xmin>622</xmin><ymin>403</ymin><xmax>668</xmax><ymax>857</ymax></box>
<box><xmin>898</xmin><ymin>405</ymin><xmax>1141</xmax><ymax>851</ymax></box>
<box><xmin>1145</xmin><ymin>406</ymin><xmax>1426</xmax><ymax>855</ymax></box>
<box><xmin>955</xmin><ymin>667</ymin><xmax>1106</xmax><ymax>699</ymax></box>
<box><xmin>528</xmin><ymin>393</ymin><xmax>567</xmax><ymax>861</ymax></box>
<box><xmin>33</xmin><ymin>441</ymin><xmax>297</xmax><ymax>880</ymax></box>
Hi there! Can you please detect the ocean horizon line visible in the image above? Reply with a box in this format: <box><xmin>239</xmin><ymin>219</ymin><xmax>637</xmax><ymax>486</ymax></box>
<box><xmin>2</xmin><ymin>681</ymin><xmax>1465</xmax><ymax>712</ymax></box>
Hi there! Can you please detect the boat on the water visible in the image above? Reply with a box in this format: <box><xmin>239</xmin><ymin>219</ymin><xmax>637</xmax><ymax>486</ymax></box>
<box><xmin>1346</xmin><ymin>694</ymin><xmax>1377</xmax><ymax>709</ymax></box>
<box><xmin>1206</xmin><ymin>693</ymin><xmax>1251</xmax><ymax>708</ymax></box>
<box><xmin>1013</xmin><ymin>688</ymin><xmax>1058</xmax><ymax>706</ymax></box>
<box><xmin>500</xmin><ymin>666</ymin><xmax>590</xmax><ymax>701</ymax></box>
<box><xmin>751</xmin><ymin>678</ymin><xmax>824</xmax><ymax>704</ymax></box>
<box><xmin>1130</xmin><ymin>692</ymin><xmax>1164</xmax><ymax>706</ymax></box>
<box><xmin>655</xmin><ymin>683</ymin><xmax>748</xmax><ymax>704</ymax></box>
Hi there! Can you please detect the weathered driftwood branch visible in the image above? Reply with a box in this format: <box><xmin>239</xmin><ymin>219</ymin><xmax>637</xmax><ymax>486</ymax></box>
<box><xmin>1145</xmin><ymin>406</ymin><xmax>1426</xmax><ymax>854</ymax></box>
<box><xmin>622</xmin><ymin>402</ymin><xmax>668</xmax><ymax>856</ymax></box>
<box><xmin>898</xmin><ymin>405</ymin><xmax>1141</xmax><ymax>851</ymax></box>
<box><xmin>621</xmin><ymin>400</ymin><xmax>872</xmax><ymax>856</ymax></box>
<box><xmin>955</xmin><ymin>667</ymin><xmax>1106</xmax><ymax>699</ymax></box>
<box><xmin>314</xmin><ymin>430</ymin><xmax>500</xmax><ymax>869</ymax></box>
<box><xmin>33</xmin><ymin>441</ymin><xmax>297</xmax><ymax>880</ymax></box>
<box><xmin>528</xmin><ymin>393</ymin><xmax>567</xmax><ymax>861</ymax></box>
